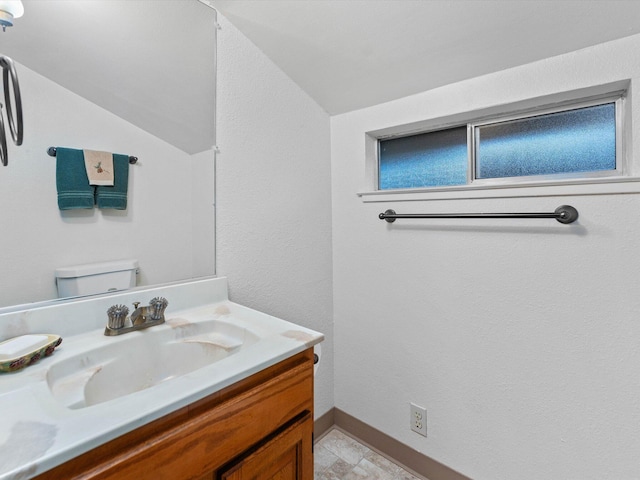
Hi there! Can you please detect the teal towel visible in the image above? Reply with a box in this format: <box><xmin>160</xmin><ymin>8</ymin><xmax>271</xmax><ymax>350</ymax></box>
<box><xmin>56</xmin><ymin>147</ymin><xmax>94</xmax><ymax>210</ymax></box>
<box><xmin>96</xmin><ymin>154</ymin><xmax>129</xmax><ymax>210</ymax></box>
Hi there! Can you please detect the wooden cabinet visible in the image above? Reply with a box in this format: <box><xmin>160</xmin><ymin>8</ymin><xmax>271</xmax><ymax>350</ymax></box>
<box><xmin>219</xmin><ymin>412</ymin><xmax>313</xmax><ymax>480</ymax></box>
<box><xmin>35</xmin><ymin>349</ymin><xmax>314</xmax><ymax>480</ymax></box>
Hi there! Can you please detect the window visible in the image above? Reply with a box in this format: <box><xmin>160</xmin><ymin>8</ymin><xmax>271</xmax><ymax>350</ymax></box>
<box><xmin>377</xmin><ymin>97</ymin><xmax>621</xmax><ymax>191</ymax></box>
<box><xmin>379</xmin><ymin>127</ymin><xmax>467</xmax><ymax>190</ymax></box>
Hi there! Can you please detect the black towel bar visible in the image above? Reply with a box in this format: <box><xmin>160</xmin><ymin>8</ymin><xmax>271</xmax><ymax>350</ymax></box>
<box><xmin>379</xmin><ymin>205</ymin><xmax>579</xmax><ymax>224</ymax></box>
<box><xmin>47</xmin><ymin>147</ymin><xmax>138</xmax><ymax>164</ymax></box>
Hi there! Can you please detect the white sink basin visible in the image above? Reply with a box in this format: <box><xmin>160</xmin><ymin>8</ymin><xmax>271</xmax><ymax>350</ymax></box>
<box><xmin>46</xmin><ymin>318</ymin><xmax>260</xmax><ymax>409</ymax></box>
<box><xmin>0</xmin><ymin>277</ymin><xmax>325</xmax><ymax>480</ymax></box>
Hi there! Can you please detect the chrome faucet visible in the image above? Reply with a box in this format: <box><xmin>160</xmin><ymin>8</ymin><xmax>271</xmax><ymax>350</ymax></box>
<box><xmin>105</xmin><ymin>297</ymin><xmax>168</xmax><ymax>336</ymax></box>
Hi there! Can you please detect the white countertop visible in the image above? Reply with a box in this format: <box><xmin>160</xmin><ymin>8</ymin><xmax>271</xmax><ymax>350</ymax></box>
<box><xmin>0</xmin><ymin>277</ymin><xmax>323</xmax><ymax>479</ymax></box>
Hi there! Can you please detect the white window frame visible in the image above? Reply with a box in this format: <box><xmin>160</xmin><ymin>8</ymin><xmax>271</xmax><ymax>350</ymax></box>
<box><xmin>360</xmin><ymin>82</ymin><xmax>636</xmax><ymax>202</ymax></box>
<box><xmin>469</xmin><ymin>96</ymin><xmax>623</xmax><ymax>187</ymax></box>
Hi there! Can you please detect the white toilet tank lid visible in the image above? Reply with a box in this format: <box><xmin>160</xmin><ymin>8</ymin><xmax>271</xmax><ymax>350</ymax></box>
<box><xmin>55</xmin><ymin>259</ymin><xmax>139</xmax><ymax>279</ymax></box>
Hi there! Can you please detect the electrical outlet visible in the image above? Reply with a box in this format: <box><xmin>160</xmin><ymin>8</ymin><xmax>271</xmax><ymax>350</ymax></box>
<box><xmin>410</xmin><ymin>403</ymin><xmax>427</xmax><ymax>437</ymax></box>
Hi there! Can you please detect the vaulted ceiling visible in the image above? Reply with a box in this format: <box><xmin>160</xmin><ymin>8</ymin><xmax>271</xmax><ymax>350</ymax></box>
<box><xmin>3</xmin><ymin>0</ymin><xmax>216</xmax><ymax>154</ymax></box>
<box><xmin>5</xmin><ymin>0</ymin><xmax>640</xmax><ymax>150</ymax></box>
<box><xmin>211</xmin><ymin>0</ymin><xmax>640</xmax><ymax>115</ymax></box>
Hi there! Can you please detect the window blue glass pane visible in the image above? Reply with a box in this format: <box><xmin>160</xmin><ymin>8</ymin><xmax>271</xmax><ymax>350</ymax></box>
<box><xmin>475</xmin><ymin>103</ymin><xmax>616</xmax><ymax>179</ymax></box>
<box><xmin>379</xmin><ymin>127</ymin><xmax>468</xmax><ymax>189</ymax></box>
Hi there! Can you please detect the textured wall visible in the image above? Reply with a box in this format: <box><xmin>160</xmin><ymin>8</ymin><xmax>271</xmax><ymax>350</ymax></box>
<box><xmin>331</xmin><ymin>34</ymin><xmax>640</xmax><ymax>479</ymax></box>
<box><xmin>0</xmin><ymin>64</ymin><xmax>210</xmax><ymax>307</ymax></box>
<box><xmin>215</xmin><ymin>15</ymin><xmax>334</xmax><ymax>418</ymax></box>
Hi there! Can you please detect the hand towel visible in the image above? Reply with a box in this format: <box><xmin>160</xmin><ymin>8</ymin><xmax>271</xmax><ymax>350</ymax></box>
<box><xmin>83</xmin><ymin>149</ymin><xmax>114</xmax><ymax>186</ymax></box>
<box><xmin>56</xmin><ymin>147</ymin><xmax>94</xmax><ymax>210</ymax></box>
<box><xmin>96</xmin><ymin>154</ymin><xmax>130</xmax><ymax>210</ymax></box>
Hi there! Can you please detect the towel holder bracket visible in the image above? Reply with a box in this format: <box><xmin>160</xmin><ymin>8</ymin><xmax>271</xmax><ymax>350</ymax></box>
<box><xmin>47</xmin><ymin>147</ymin><xmax>138</xmax><ymax>164</ymax></box>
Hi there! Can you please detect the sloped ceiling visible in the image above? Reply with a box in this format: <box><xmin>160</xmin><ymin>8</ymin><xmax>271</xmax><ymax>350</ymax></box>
<box><xmin>7</xmin><ymin>0</ymin><xmax>639</xmax><ymax>142</ymax></box>
<box><xmin>211</xmin><ymin>0</ymin><xmax>640</xmax><ymax>115</ymax></box>
<box><xmin>2</xmin><ymin>0</ymin><xmax>216</xmax><ymax>155</ymax></box>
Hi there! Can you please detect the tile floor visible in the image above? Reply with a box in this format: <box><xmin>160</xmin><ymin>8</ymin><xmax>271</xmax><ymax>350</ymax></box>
<box><xmin>314</xmin><ymin>428</ymin><xmax>422</xmax><ymax>480</ymax></box>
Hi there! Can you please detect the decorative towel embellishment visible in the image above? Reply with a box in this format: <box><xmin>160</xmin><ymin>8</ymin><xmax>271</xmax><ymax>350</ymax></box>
<box><xmin>56</xmin><ymin>147</ymin><xmax>94</xmax><ymax>210</ymax></box>
<box><xmin>83</xmin><ymin>149</ymin><xmax>114</xmax><ymax>186</ymax></box>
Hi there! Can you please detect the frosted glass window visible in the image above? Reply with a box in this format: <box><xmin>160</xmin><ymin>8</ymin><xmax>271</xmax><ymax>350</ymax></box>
<box><xmin>376</xmin><ymin>98</ymin><xmax>621</xmax><ymax>192</ymax></box>
<box><xmin>379</xmin><ymin>127</ymin><xmax>467</xmax><ymax>189</ymax></box>
<box><xmin>475</xmin><ymin>103</ymin><xmax>616</xmax><ymax>179</ymax></box>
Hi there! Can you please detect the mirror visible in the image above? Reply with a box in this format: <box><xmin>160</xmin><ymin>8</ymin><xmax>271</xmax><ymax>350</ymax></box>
<box><xmin>0</xmin><ymin>0</ymin><xmax>217</xmax><ymax>308</ymax></box>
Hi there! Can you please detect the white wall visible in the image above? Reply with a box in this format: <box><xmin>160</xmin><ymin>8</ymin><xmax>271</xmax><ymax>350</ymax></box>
<box><xmin>215</xmin><ymin>15</ymin><xmax>334</xmax><ymax>418</ymax></box>
<box><xmin>0</xmin><ymin>64</ymin><xmax>211</xmax><ymax>307</ymax></box>
<box><xmin>331</xmin><ymin>34</ymin><xmax>640</xmax><ymax>480</ymax></box>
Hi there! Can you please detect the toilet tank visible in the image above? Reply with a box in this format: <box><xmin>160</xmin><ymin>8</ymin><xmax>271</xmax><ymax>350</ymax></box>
<box><xmin>55</xmin><ymin>259</ymin><xmax>138</xmax><ymax>298</ymax></box>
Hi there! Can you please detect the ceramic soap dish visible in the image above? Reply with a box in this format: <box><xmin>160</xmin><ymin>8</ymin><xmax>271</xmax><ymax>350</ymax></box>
<box><xmin>0</xmin><ymin>334</ymin><xmax>63</xmax><ymax>373</ymax></box>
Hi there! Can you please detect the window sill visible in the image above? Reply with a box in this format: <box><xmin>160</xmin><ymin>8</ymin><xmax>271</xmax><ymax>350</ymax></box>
<box><xmin>357</xmin><ymin>177</ymin><xmax>640</xmax><ymax>203</ymax></box>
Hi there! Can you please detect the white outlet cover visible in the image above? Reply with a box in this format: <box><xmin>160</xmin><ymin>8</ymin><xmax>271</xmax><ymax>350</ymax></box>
<box><xmin>410</xmin><ymin>403</ymin><xmax>427</xmax><ymax>437</ymax></box>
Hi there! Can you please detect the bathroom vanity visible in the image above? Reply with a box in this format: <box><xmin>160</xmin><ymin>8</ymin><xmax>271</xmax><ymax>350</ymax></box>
<box><xmin>0</xmin><ymin>277</ymin><xmax>323</xmax><ymax>480</ymax></box>
<box><xmin>35</xmin><ymin>349</ymin><xmax>314</xmax><ymax>479</ymax></box>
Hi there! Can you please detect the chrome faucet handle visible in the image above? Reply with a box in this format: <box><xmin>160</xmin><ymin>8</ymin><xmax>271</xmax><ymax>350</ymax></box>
<box><xmin>107</xmin><ymin>304</ymin><xmax>129</xmax><ymax>330</ymax></box>
<box><xmin>148</xmin><ymin>297</ymin><xmax>168</xmax><ymax>321</ymax></box>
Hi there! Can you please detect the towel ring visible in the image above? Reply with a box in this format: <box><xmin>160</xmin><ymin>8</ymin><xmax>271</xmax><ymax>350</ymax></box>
<box><xmin>0</xmin><ymin>55</ymin><xmax>23</xmax><ymax>166</ymax></box>
<box><xmin>0</xmin><ymin>55</ymin><xmax>22</xmax><ymax>146</ymax></box>
<box><xmin>0</xmin><ymin>105</ymin><xmax>6</xmax><ymax>167</ymax></box>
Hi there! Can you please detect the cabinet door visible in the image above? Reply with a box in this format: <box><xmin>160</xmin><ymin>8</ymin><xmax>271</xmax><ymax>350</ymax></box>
<box><xmin>219</xmin><ymin>413</ymin><xmax>313</xmax><ymax>480</ymax></box>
